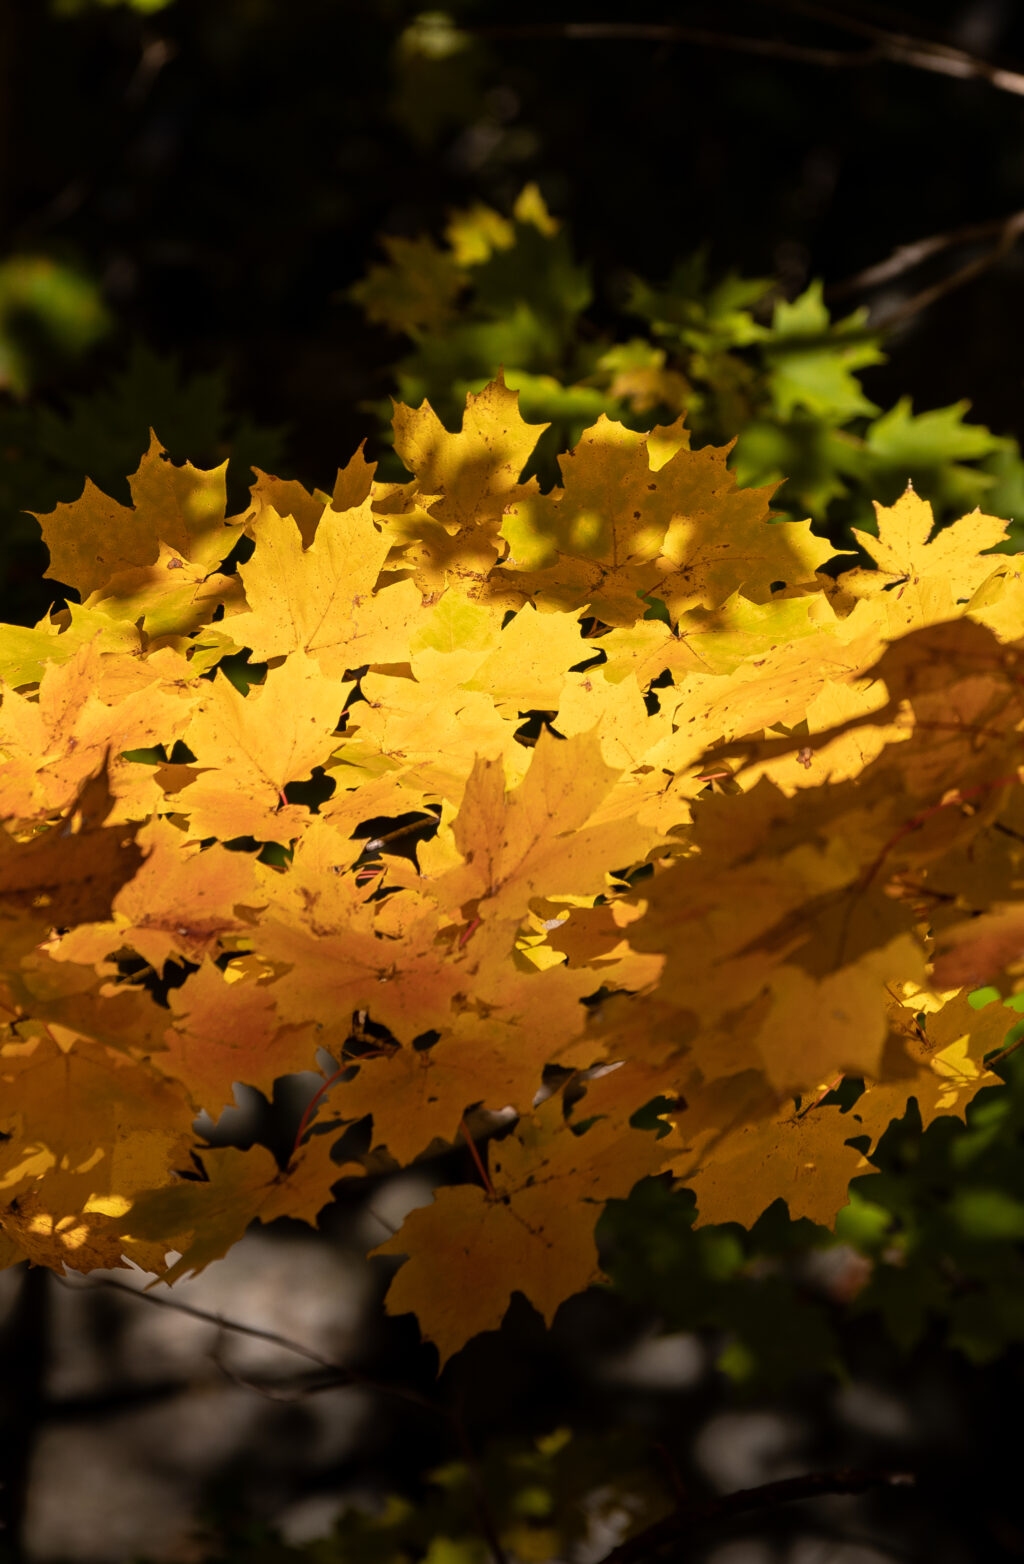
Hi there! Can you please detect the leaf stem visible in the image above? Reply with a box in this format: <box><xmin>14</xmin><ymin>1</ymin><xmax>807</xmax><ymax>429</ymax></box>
<box><xmin>460</xmin><ymin>1118</ymin><xmax>496</xmax><ymax>1198</ymax></box>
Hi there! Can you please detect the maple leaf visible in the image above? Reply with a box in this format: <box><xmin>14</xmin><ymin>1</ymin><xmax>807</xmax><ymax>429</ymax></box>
<box><xmin>37</xmin><ymin>432</ymin><xmax>243</xmax><ymax>601</ymax></box>
<box><xmin>499</xmin><ymin>415</ymin><xmax>830</xmax><ymax>626</ymax></box>
<box><xmin>0</xmin><ymin>757</ymin><xmax>144</xmax><ymax>928</ymax></box>
<box><xmin>373</xmin><ymin>1098</ymin><xmax>667</xmax><ymax>1367</ymax></box>
<box><xmin>0</xmin><ymin>1030</ymin><xmax>196</xmax><ymax>1215</ymax></box>
<box><xmin>228</xmin><ymin>501</ymin><xmax>431</xmax><ymax>678</ymax></box>
<box><xmin>434</xmin><ymin>728</ymin><xmax>664</xmax><ymax>928</ymax></box>
<box><xmin>854</xmin><ymin>989</ymin><xmax>1007</xmax><ymax>1142</ymax></box>
<box><xmin>0</xmin><ymin>1188</ymin><xmax>137</xmax><ymax>1275</ymax></box>
<box><xmin>246</xmin><ymin>470</ymin><xmax>334</xmax><ymax>549</ymax></box>
<box><xmin>675</xmin><ymin>1103</ymin><xmax>873</xmax><ymax>1229</ymax></box>
<box><xmin>53</xmin><ymin>816</ymin><xmax>267</xmax><ymax>974</ymax></box>
<box><xmin>124</xmin><ymin>1136</ymin><xmax>359</xmax><ymax>1285</ymax></box>
<box><xmin>255</xmin><ymin>872</ymin><xmax>463</xmax><ymax>1046</ymax></box>
<box><xmin>176</xmin><ymin>650</ymin><xmax>347</xmax><ymax>844</ymax></box>
<box><xmin>157</xmin><ymin>957</ymin><xmax>319</xmax><ymax>1116</ymax></box>
<box><xmin>0</xmin><ymin>636</ymin><xmax>194</xmax><ymax>820</ymax></box>
<box><xmin>330</xmin><ymin>949</ymin><xmax>602</xmax><ymax>1163</ymax></box>
<box><xmin>389</xmin><ymin>374</ymin><xmax>547</xmax><ymax>587</ymax></box>
<box><xmin>847</xmin><ymin>486</ymin><xmax>1008</xmax><ymax>600</ymax></box>
<box><xmin>931</xmin><ymin>904</ymin><xmax>1024</xmax><ymax>990</ymax></box>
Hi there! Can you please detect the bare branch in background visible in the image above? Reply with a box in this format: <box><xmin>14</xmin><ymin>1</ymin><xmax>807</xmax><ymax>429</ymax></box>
<box><xmin>752</xmin><ymin>0</ymin><xmax>1024</xmax><ymax>95</ymax></box>
<box><xmin>599</xmin><ymin>1467</ymin><xmax>917</xmax><ymax>1564</ymax></box>
<box><xmin>55</xmin><ymin>1272</ymin><xmax>438</xmax><ymax>1415</ymax></box>
<box><xmin>472</xmin><ymin>20</ymin><xmax>880</xmax><ymax>71</ymax></box>
<box><xmin>476</xmin><ymin>5</ymin><xmax>1024</xmax><ymax>100</ymax></box>
<box><xmin>828</xmin><ymin>210</ymin><xmax>1024</xmax><ymax>298</ymax></box>
<box><xmin>868</xmin><ymin>211</ymin><xmax>1024</xmax><ymax>330</ymax></box>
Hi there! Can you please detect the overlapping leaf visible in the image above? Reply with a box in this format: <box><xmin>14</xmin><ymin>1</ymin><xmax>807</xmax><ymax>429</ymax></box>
<box><xmin>1</xmin><ymin>381</ymin><xmax>1021</xmax><ymax>1368</ymax></box>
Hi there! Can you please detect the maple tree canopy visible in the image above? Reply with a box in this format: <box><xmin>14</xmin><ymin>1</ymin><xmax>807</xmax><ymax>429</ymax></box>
<box><xmin>1</xmin><ymin>377</ymin><xmax>1022</xmax><ymax>1367</ymax></box>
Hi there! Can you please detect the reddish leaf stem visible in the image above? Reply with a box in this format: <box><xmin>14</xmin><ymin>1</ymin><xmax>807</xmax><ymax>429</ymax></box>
<box><xmin>797</xmin><ymin>1075</ymin><xmax>844</xmax><ymax>1117</ymax></box>
<box><xmin>865</xmin><ymin>773</ymin><xmax>1022</xmax><ymax>890</ymax></box>
<box><xmin>290</xmin><ymin>1066</ymin><xmax>349</xmax><ymax>1160</ymax></box>
<box><xmin>290</xmin><ymin>1044</ymin><xmax>391</xmax><ymax>1160</ymax></box>
<box><xmin>460</xmin><ymin>1118</ymin><xmax>496</xmax><ymax>1197</ymax></box>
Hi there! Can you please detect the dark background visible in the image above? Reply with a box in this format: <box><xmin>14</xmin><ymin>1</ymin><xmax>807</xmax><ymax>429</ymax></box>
<box><xmin>5</xmin><ymin>0</ymin><xmax>1024</xmax><ymax>534</ymax></box>
<box><xmin>5</xmin><ymin>2</ymin><xmax>1024</xmax><ymax>1561</ymax></box>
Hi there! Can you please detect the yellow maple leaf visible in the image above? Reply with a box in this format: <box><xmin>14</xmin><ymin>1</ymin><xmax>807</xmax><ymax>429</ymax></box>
<box><xmin>848</xmin><ymin>486</ymin><xmax>1008</xmax><ymax>600</ymax></box>
<box><xmin>435</xmin><ymin>728</ymin><xmax>664</xmax><ymax>927</ymax></box>
<box><xmin>37</xmin><ymin>433</ymin><xmax>242</xmax><ymax>601</ymax></box>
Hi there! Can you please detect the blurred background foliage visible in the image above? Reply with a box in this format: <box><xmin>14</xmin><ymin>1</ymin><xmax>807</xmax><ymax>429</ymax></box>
<box><xmin>7</xmin><ymin>0</ymin><xmax>1024</xmax><ymax>1559</ymax></box>
<box><xmin>351</xmin><ymin>181</ymin><xmax>1024</xmax><ymax>541</ymax></box>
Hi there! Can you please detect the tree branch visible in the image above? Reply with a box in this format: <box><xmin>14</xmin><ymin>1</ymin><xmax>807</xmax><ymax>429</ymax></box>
<box><xmin>473</xmin><ymin>7</ymin><xmax>1024</xmax><ymax>100</ymax></box>
<box><xmin>599</xmin><ymin>1466</ymin><xmax>916</xmax><ymax>1564</ymax></box>
<box><xmin>470</xmin><ymin>20</ymin><xmax>880</xmax><ymax>70</ymax></box>
<box><xmin>870</xmin><ymin>212</ymin><xmax>1024</xmax><ymax>330</ymax></box>
<box><xmin>827</xmin><ymin>209</ymin><xmax>1024</xmax><ymax>299</ymax></box>
<box><xmin>752</xmin><ymin>0</ymin><xmax>1024</xmax><ymax>96</ymax></box>
<box><xmin>55</xmin><ymin>1273</ymin><xmax>438</xmax><ymax>1416</ymax></box>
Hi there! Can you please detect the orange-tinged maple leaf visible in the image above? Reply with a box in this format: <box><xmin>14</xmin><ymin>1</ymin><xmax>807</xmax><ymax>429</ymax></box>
<box><xmin>0</xmin><ymin>1031</ymin><xmax>195</xmax><ymax>1207</ymax></box>
<box><xmin>124</xmin><ymin>1137</ymin><xmax>357</xmax><ymax>1284</ymax></box>
<box><xmin>0</xmin><ymin>758</ymin><xmax>144</xmax><ymax>929</ymax></box>
<box><xmin>932</xmin><ymin>903</ymin><xmax>1024</xmax><ymax>990</ymax></box>
<box><xmin>0</xmin><ymin>637</ymin><xmax>193</xmax><ymax>819</ymax></box>
<box><xmin>256</xmin><ymin>878</ymin><xmax>463</xmax><ymax>1046</ymax></box>
<box><xmin>158</xmin><ymin>957</ymin><xmax>319</xmax><ymax>1115</ymax></box>
<box><xmin>1</xmin><ymin>1189</ymin><xmax>135</xmax><ymax>1274</ymax></box>
<box><xmin>749</xmin><ymin>936</ymin><xmax>926</xmax><ymax>1094</ymax></box>
<box><xmin>53</xmin><ymin>817</ymin><xmax>267</xmax><ymax>974</ymax></box>
<box><xmin>675</xmin><ymin>1104</ymin><xmax>873</xmax><ymax>1229</ymax></box>
<box><xmin>331</xmin><ymin>951</ymin><xmax>603</xmax><ymax>1163</ymax></box>
<box><xmin>373</xmin><ymin>1099</ymin><xmax>667</xmax><ymax>1367</ymax></box>
<box><xmin>5</xmin><ymin>947</ymin><xmax>169</xmax><ymax>1059</ymax></box>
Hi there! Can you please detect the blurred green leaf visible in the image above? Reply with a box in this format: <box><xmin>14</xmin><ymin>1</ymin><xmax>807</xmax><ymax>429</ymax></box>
<box><xmin>0</xmin><ymin>254</ymin><xmax>111</xmax><ymax>396</ymax></box>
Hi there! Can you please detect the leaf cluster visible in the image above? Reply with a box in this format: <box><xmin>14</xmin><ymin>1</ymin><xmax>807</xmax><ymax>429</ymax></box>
<box><xmin>353</xmin><ymin>189</ymin><xmax>1024</xmax><ymax>549</ymax></box>
<box><xmin>3</xmin><ymin>380</ymin><xmax>1024</xmax><ymax>1371</ymax></box>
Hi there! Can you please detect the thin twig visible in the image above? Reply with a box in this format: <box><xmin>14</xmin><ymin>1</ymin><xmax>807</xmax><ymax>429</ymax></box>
<box><xmin>598</xmin><ymin>1466</ymin><xmax>915</xmax><ymax>1564</ymax></box>
<box><xmin>871</xmin><ymin>214</ymin><xmax>1024</xmax><ymax>330</ymax></box>
<box><xmin>827</xmin><ymin>209</ymin><xmax>1024</xmax><ymax>299</ymax></box>
<box><xmin>471</xmin><ymin>10</ymin><xmax>1024</xmax><ymax>97</ymax></box>
<box><xmin>471</xmin><ymin>19</ymin><xmax>879</xmax><ymax>70</ymax></box>
<box><xmin>56</xmin><ymin>1272</ymin><xmax>338</xmax><ymax>1367</ymax></box>
<box><xmin>356</xmin><ymin>813</ymin><xmax>438</xmax><ymax>853</ymax></box>
<box><xmin>54</xmin><ymin>1273</ymin><xmax>438</xmax><ymax>1414</ymax></box>
<box><xmin>983</xmin><ymin>1031</ymin><xmax>1024</xmax><ymax>1070</ymax></box>
<box><xmin>752</xmin><ymin>0</ymin><xmax>1024</xmax><ymax>95</ymax></box>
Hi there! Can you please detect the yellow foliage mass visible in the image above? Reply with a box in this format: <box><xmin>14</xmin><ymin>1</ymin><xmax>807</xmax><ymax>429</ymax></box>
<box><xmin>1</xmin><ymin>377</ymin><xmax>1022</xmax><ymax>1365</ymax></box>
